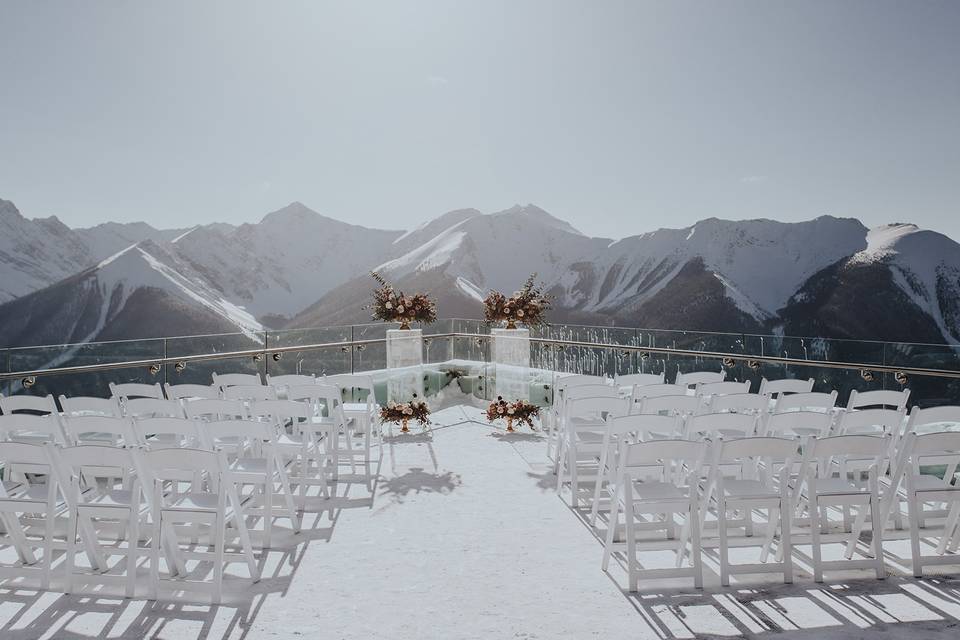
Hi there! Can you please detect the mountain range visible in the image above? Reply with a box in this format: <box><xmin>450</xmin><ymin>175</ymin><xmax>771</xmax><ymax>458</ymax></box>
<box><xmin>1</xmin><ymin>196</ymin><xmax>958</xmax><ymax>348</ymax></box>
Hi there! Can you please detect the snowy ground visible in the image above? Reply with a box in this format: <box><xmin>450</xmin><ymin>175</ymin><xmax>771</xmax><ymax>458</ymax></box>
<box><xmin>2</xmin><ymin>406</ymin><xmax>960</xmax><ymax>639</ymax></box>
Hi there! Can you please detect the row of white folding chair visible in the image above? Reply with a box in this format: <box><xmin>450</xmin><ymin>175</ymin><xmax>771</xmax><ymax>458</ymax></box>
<box><xmin>6</xmin><ymin>411</ymin><xmax>302</xmax><ymax>549</ymax></box>
<box><xmin>600</xmin><ymin>435</ymin><xmax>797</xmax><ymax>588</ymax></box>
<box><xmin>0</xmin><ymin>440</ymin><xmax>260</xmax><ymax>602</ymax></box>
<box><xmin>545</xmin><ymin>375</ymin><xmax>609</xmax><ymax>461</ymax></box>
<box><xmin>597</xmin><ymin>429</ymin><xmax>890</xmax><ymax>589</ymax></box>
<box><xmin>596</xmin><ymin>407</ymin><xmax>960</xmax><ymax>587</ymax></box>
<box><xmin>554</xmin><ymin>395</ymin><xmax>631</xmax><ymax>507</ymax></box>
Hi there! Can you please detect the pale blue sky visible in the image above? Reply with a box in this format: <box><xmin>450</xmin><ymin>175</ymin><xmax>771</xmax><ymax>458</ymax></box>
<box><xmin>1</xmin><ymin>1</ymin><xmax>958</xmax><ymax>239</ymax></box>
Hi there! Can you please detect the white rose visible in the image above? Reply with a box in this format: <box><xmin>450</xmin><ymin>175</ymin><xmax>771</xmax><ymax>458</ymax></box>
<box><xmin>397</xmin><ymin>305</ymin><xmax>405</xmax><ymax>314</ymax></box>
<box><xmin>403</xmin><ymin>407</ymin><xmax>413</xmax><ymax>415</ymax></box>
<box><xmin>385</xmin><ymin>302</ymin><xmax>393</xmax><ymax>309</ymax></box>
<box><xmin>517</xmin><ymin>309</ymin><xmax>524</xmax><ymax>317</ymax></box>
<box><xmin>507</xmin><ymin>408</ymin><xmax>515</xmax><ymax>415</ymax></box>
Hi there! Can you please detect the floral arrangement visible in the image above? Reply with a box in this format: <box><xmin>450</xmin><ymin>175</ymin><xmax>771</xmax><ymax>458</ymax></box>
<box><xmin>369</xmin><ymin>272</ymin><xmax>437</xmax><ymax>329</ymax></box>
<box><xmin>482</xmin><ymin>273</ymin><xmax>551</xmax><ymax>329</ymax></box>
<box><xmin>380</xmin><ymin>396</ymin><xmax>431</xmax><ymax>432</ymax></box>
<box><xmin>485</xmin><ymin>396</ymin><xmax>541</xmax><ymax>431</ymax></box>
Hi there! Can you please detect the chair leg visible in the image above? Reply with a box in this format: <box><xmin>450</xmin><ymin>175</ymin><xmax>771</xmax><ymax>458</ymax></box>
<box><xmin>811</xmin><ymin>498</ymin><xmax>823</xmax><ymax>582</ymax></box>
<box><xmin>625</xmin><ymin>491</ymin><xmax>638</xmax><ymax>592</ymax></box>
<box><xmin>65</xmin><ymin>510</ymin><xmax>78</xmax><ymax>594</ymax></box>
<box><xmin>264</xmin><ymin>480</ymin><xmax>273</xmax><ymax>549</ymax></box>
<box><xmin>41</xmin><ymin>510</ymin><xmax>54</xmax><ymax>591</ymax></box>
<box><xmin>213</xmin><ymin>509</ymin><xmax>225</xmax><ymax>605</ymax></box>
<box><xmin>126</xmin><ymin>511</ymin><xmax>139</xmax><ymax>598</ymax></box>
<box><xmin>601</xmin><ymin>486</ymin><xmax>621</xmax><ymax>572</ymax></box>
<box><xmin>781</xmin><ymin>497</ymin><xmax>794</xmax><ymax>584</ymax></box>
<box><xmin>908</xmin><ymin>491</ymin><xmax>923</xmax><ymax>577</ymax></box>
<box><xmin>150</xmin><ymin>513</ymin><xmax>161</xmax><ymax>600</ymax></box>
<box><xmin>691</xmin><ymin>502</ymin><xmax>703</xmax><ymax>589</ymax></box>
<box><xmin>719</xmin><ymin>497</ymin><xmax>730</xmax><ymax>587</ymax></box>
<box><xmin>569</xmin><ymin>448</ymin><xmax>579</xmax><ymax>508</ymax></box>
<box><xmin>871</xmin><ymin>493</ymin><xmax>885</xmax><ymax>580</ymax></box>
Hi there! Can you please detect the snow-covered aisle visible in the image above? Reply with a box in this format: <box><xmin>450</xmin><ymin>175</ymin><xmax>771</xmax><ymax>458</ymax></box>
<box><xmin>247</xmin><ymin>406</ymin><xmax>642</xmax><ymax>639</ymax></box>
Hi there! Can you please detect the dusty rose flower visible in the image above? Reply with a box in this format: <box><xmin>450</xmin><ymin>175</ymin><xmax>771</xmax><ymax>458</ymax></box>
<box><xmin>385</xmin><ymin>302</ymin><xmax>393</xmax><ymax>309</ymax></box>
<box><xmin>397</xmin><ymin>305</ymin><xmax>405</xmax><ymax>314</ymax></box>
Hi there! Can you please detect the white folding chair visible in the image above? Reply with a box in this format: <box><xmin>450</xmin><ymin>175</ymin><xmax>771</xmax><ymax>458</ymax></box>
<box><xmin>545</xmin><ymin>375</ymin><xmax>608</xmax><ymax>460</ymax></box>
<box><xmin>60</xmin><ymin>416</ymin><xmax>139</xmax><ymax>447</ymax></box>
<box><xmin>266</xmin><ymin>374</ymin><xmax>317</xmax><ymax>399</ymax></box>
<box><xmin>59</xmin><ymin>395</ymin><xmax>123</xmax><ymax>418</ymax></box>
<box><xmin>635</xmin><ymin>395</ymin><xmax>702</xmax><ymax>418</ymax></box>
<box><xmin>773</xmin><ymin>391</ymin><xmax>838</xmax><ymax>415</ymax></box>
<box><xmin>602</xmin><ymin>439</ymin><xmax>708</xmax><ymax>591</ymax></box>
<box><xmin>122</xmin><ymin>398</ymin><xmax>185</xmax><ymax>420</ymax></box>
<box><xmin>696</xmin><ymin>380</ymin><xmax>751</xmax><ymax>398</ymax></box>
<box><xmin>900</xmin><ymin>431</ymin><xmax>960</xmax><ymax>576</ymax></box>
<box><xmin>201</xmin><ymin>419</ymin><xmax>301</xmax><ymax>548</ymax></box>
<box><xmin>109</xmin><ymin>382</ymin><xmax>165</xmax><ymax>401</ymax></box>
<box><xmin>548</xmin><ymin>384</ymin><xmax>620</xmax><ymax>463</ymax></box>
<box><xmin>212</xmin><ymin>372</ymin><xmax>264</xmax><ymax>392</ymax></box>
<box><xmin>58</xmin><ymin>444</ymin><xmax>149</xmax><ymax>597</ymax></box>
<box><xmin>0</xmin><ymin>414</ymin><xmax>68</xmax><ymax>446</ymax></box>
<box><xmin>139</xmin><ymin>447</ymin><xmax>260</xmax><ymax>603</ymax></box>
<box><xmin>686</xmin><ymin>412</ymin><xmax>758</xmax><ymax>441</ymax></box>
<box><xmin>629</xmin><ymin>384</ymin><xmax>691</xmax><ymax>414</ymax></box>
<box><xmin>793</xmin><ymin>434</ymin><xmax>888</xmax><ymax>582</ymax></box>
<box><xmin>589</xmin><ymin>414</ymin><xmax>684</xmax><ymax>527</ymax></box>
<box><xmin>324</xmin><ymin>373</ymin><xmax>382</xmax><ymax>448</ymax></box>
<box><xmin>614</xmin><ymin>372</ymin><xmax>665</xmax><ymax>397</ymax></box>
<box><xmin>0</xmin><ymin>442</ymin><xmax>64</xmax><ymax>589</ymax></box>
<box><xmin>676</xmin><ymin>370</ymin><xmax>726</xmax><ymax>389</ymax></box>
<box><xmin>223</xmin><ymin>385</ymin><xmax>277</xmax><ymax>403</ymax></box>
<box><xmin>164</xmin><ymin>383</ymin><xmax>221</xmax><ymax>402</ymax></box>
<box><xmin>707</xmin><ymin>437</ymin><xmax>797</xmax><ymax>586</ymax></box>
<box><xmin>0</xmin><ymin>393</ymin><xmax>60</xmax><ymax>417</ymax></box>
<box><xmin>705</xmin><ymin>393</ymin><xmax>770</xmax><ymax>416</ymax></box>
<box><xmin>249</xmin><ymin>398</ymin><xmax>329</xmax><ymax>500</ymax></box>
<box><xmin>759</xmin><ymin>377</ymin><xmax>815</xmax><ymax>399</ymax></box>
<box><xmin>763</xmin><ymin>411</ymin><xmax>833</xmax><ymax>440</ymax></box>
<box><xmin>556</xmin><ymin>396</ymin><xmax>630</xmax><ymax>508</ymax></box>
<box><xmin>882</xmin><ymin>406</ymin><xmax>960</xmax><ymax>532</ymax></box>
<box><xmin>133</xmin><ymin>417</ymin><xmax>204</xmax><ymax>450</ymax></box>
<box><xmin>847</xmin><ymin>388</ymin><xmax>910</xmax><ymax>413</ymax></box>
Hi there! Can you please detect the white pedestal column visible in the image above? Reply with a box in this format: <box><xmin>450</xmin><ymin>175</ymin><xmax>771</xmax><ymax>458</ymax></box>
<box><xmin>492</xmin><ymin>328</ymin><xmax>530</xmax><ymax>402</ymax></box>
<box><xmin>386</xmin><ymin>329</ymin><xmax>424</xmax><ymax>403</ymax></box>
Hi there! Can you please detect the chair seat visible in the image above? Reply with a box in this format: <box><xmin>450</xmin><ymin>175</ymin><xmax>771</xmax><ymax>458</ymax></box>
<box><xmin>230</xmin><ymin>457</ymin><xmax>269</xmax><ymax>475</ymax></box>
<box><xmin>343</xmin><ymin>403</ymin><xmax>372</xmax><ymax>414</ymax></box>
<box><xmin>722</xmin><ymin>479</ymin><xmax>780</xmax><ymax>499</ymax></box>
<box><xmin>910</xmin><ymin>475</ymin><xmax>960</xmax><ymax>493</ymax></box>
<box><xmin>808</xmin><ymin>477</ymin><xmax>869</xmax><ymax>496</ymax></box>
<box><xmin>165</xmin><ymin>492</ymin><xmax>244</xmax><ymax>512</ymax></box>
<box><xmin>81</xmin><ymin>489</ymin><xmax>138</xmax><ymax>508</ymax></box>
<box><xmin>628</xmin><ymin>481</ymin><xmax>689</xmax><ymax>502</ymax></box>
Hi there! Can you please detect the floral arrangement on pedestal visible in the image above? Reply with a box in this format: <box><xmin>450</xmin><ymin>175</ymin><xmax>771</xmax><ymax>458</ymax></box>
<box><xmin>369</xmin><ymin>272</ymin><xmax>437</xmax><ymax>330</ymax></box>
<box><xmin>380</xmin><ymin>395</ymin><xmax>431</xmax><ymax>433</ymax></box>
<box><xmin>485</xmin><ymin>396</ymin><xmax>541</xmax><ymax>432</ymax></box>
<box><xmin>482</xmin><ymin>273</ymin><xmax>551</xmax><ymax>329</ymax></box>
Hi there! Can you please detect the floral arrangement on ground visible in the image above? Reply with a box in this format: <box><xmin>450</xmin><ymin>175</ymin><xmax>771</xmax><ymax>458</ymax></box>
<box><xmin>482</xmin><ymin>273</ymin><xmax>551</xmax><ymax>329</ymax></box>
<box><xmin>369</xmin><ymin>271</ymin><xmax>437</xmax><ymax>329</ymax></box>
<box><xmin>380</xmin><ymin>396</ymin><xmax>431</xmax><ymax>432</ymax></box>
<box><xmin>486</xmin><ymin>396</ymin><xmax>541</xmax><ymax>431</ymax></box>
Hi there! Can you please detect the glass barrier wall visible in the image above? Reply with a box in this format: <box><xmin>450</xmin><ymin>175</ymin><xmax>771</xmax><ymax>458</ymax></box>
<box><xmin>2</xmin><ymin>319</ymin><xmax>957</xmax><ymax>409</ymax></box>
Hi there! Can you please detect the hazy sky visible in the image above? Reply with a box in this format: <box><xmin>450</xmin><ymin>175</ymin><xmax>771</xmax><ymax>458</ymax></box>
<box><xmin>1</xmin><ymin>1</ymin><xmax>958</xmax><ymax>239</ymax></box>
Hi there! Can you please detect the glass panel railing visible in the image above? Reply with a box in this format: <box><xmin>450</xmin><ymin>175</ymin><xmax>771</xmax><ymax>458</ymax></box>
<box><xmin>1</xmin><ymin>317</ymin><xmax>957</xmax><ymax>409</ymax></box>
<box><xmin>265</xmin><ymin>325</ymin><xmax>352</xmax><ymax>378</ymax></box>
<box><xmin>5</xmin><ymin>338</ymin><xmax>167</xmax><ymax>398</ymax></box>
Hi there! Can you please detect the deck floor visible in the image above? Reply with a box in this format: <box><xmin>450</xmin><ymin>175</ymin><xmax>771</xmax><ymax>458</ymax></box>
<box><xmin>2</xmin><ymin>406</ymin><xmax>960</xmax><ymax>639</ymax></box>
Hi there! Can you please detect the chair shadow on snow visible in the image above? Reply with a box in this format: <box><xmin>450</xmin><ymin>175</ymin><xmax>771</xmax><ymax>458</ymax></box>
<box><xmin>377</xmin><ymin>467</ymin><xmax>462</xmax><ymax>503</ymax></box>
